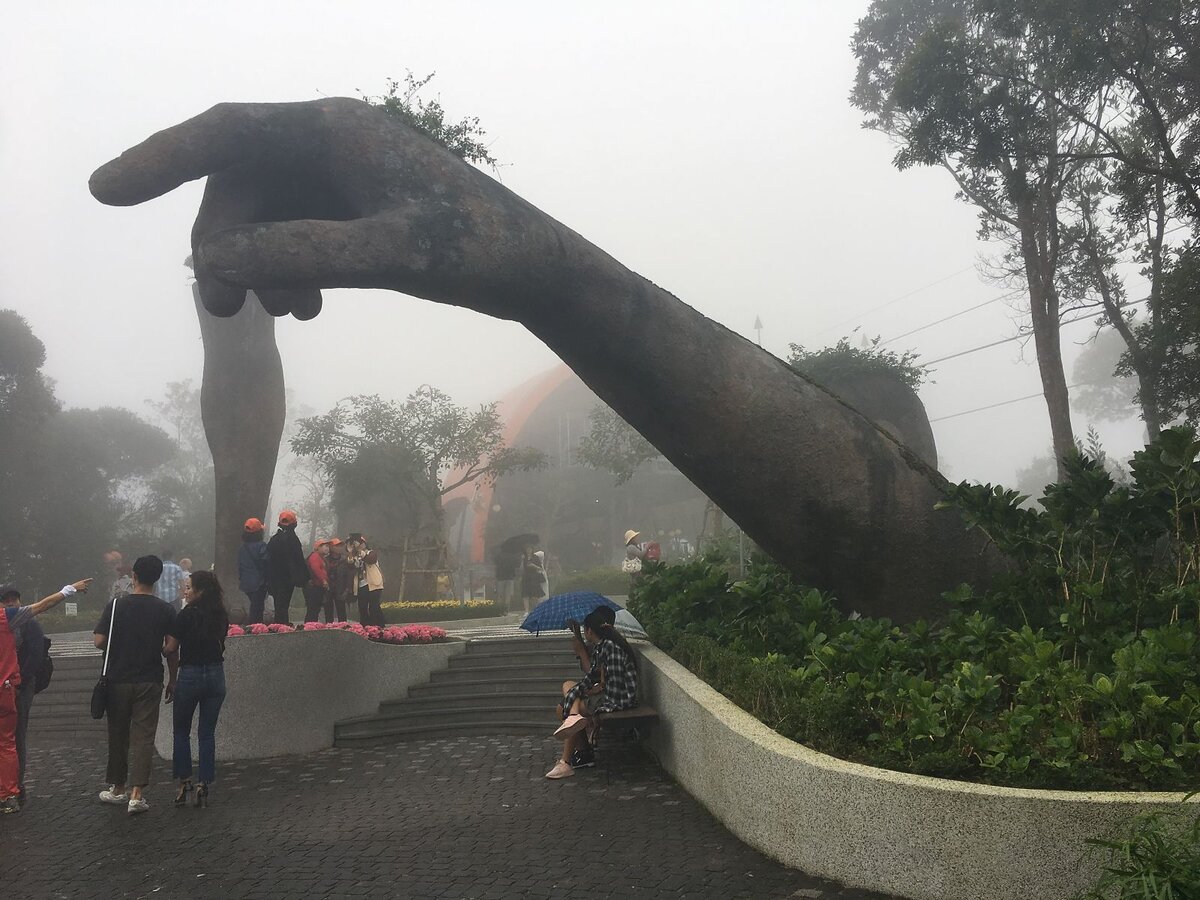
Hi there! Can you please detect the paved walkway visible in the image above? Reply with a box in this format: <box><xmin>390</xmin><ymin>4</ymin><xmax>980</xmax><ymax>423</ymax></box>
<box><xmin>5</xmin><ymin>732</ymin><xmax>893</xmax><ymax>900</ymax></box>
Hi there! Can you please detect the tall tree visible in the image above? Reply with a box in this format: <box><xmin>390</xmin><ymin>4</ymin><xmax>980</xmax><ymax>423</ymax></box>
<box><xmin>292</xmin><ymin>386</ymin><xmax>545</xmax><ymax>544</ymax></box>
<box><xmin>981</xmin><ymin>0</ymin><xmax>1200</xmax><ymax>224</ymax></box>
<box><xmin>853</xmin><ymin>0</ymin><xmax>1115</xmax><ymax>477</ymax></box>
<box><xmin>1119</xmin><ymin>244</ymin><xmax>1200</xmax><ymax>426</ymax></box>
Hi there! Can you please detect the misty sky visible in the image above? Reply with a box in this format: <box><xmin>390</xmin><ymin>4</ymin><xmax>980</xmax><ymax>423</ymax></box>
<box><xmin>1</xmin><ymin>1</ymin><xmax>1148</xmax><ymax>489</ymax></box>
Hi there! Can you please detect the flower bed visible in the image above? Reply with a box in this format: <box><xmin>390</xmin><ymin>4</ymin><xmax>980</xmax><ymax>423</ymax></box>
<box><xmin>227</xmin><ymin>620</ymin><xmax>446</xmax><ymax>644</ymax></box>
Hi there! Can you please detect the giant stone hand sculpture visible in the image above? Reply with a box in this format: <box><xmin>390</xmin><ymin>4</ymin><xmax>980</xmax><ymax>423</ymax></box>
<box><xmin>92</xmin><ymin>98</ymin><xmax>993</xmax><ymax>620</ymax></box>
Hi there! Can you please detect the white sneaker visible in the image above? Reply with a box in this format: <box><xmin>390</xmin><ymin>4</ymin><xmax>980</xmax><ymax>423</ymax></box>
<box><xmin>554</xmin><ymin>714</ymin><xmax>588</xmax><ymax>740</ymax></box>
<box><xmin>98</xmin><ymin>788</ymin><xmax>127</xmax><ymax>805</ymax></box>
<box><xmin>127</xmin><ymin>797</ymin><xmax>150</xmax><ymax>815</ymax></box>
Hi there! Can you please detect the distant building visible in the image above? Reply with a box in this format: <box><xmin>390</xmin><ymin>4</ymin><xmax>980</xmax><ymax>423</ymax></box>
<box><xmin>442</xmin><ymin>365</ymin><xmax>707</xmax><ymax>575</ymax></box>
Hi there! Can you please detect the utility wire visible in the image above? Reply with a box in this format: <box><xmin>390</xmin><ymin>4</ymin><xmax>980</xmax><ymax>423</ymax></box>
<box><xmin>920</xmin><ymin>295</ymin><xmax>1150</xmax><ymax>367</ymax></box>
<box><xmin>879</xmin><ymin>288</ymin><xmax>1025</xmax><ymax>346</ymax></box>
<box><xmin>813</xmin><ymin>266</ymin><xmax>975</xmax><ymax>338</ymax></box>
<box><xmin>929</xmin><ymin>384</ymin><xmax>1086</xmax><ymax>423</ymax></box>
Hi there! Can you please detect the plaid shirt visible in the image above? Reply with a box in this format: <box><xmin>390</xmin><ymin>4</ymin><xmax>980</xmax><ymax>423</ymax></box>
<box><xmin>159</xmin><ymin>561</ymin><xmax>184</xmax><ymax>607</ymax></box>
<box><xmin>580</xmin><ymin>637</ymin><xmax>638</xmax><ymax>713</ymax></box>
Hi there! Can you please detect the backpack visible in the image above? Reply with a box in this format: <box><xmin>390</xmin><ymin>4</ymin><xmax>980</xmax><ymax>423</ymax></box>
<box><xmin>34</xmin><ymin>636</ymin><xmax>53</xmax><ymax>693</ymax></box>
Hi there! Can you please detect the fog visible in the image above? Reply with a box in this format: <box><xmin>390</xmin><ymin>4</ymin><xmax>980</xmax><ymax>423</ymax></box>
<box><xmin>1</xmin><ymin>0</ymin><xmax>1149</xmax><ymax>489</ymax></box>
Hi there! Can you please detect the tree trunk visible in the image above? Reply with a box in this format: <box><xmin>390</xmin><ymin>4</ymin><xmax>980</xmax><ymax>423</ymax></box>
<box><xmin>192</xmin><ymin>285</ymin><xmax>285</xmax><ymax>608</ymax></box>
<box><xmin>1018</xmin><ymin>201</ymin><xmax>1075</xmax><ymax>480</ymax></box>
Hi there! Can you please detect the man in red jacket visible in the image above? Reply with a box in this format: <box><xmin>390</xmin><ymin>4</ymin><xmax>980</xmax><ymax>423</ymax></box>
<box><xmin>1</xmin><ymin>578</ymin><xmax>92</xmax><ymax>814</ymax></box>
<box><xmin>303</xmin><ymin>540</ymin><xmax>332</xmax><ymax>624</ymax></box>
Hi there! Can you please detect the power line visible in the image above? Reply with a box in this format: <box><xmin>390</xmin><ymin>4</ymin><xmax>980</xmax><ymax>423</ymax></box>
<box><xmin>929</xmin><ymin>384</ymin><xmax>1086</xmax><ymax>423</ymax></box>
<box><xmin>814</xmin><ymin>266</ymin><xmax>975</xmax><ymax>338</ymax></box>
<box><xmin>920</xmin><ymin>295</ymin><xmax>1150</xmax><ymax>367</ymax></box>
<box><xmin>879</xmin><ymin>288</ymin><xmax>1025</xmax><ymax>346</ymax></box>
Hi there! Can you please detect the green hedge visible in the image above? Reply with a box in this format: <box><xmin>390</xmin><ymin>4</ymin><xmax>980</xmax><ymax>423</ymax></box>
<box><xmin>381</xmin><ymin>603</ymin><xmax>503</xmax><ymax>624</ymax></box>
<box><xmin>629</xmin><ymin>428</ymin><xmax>1200</xmax><ymax>792</ymax></box>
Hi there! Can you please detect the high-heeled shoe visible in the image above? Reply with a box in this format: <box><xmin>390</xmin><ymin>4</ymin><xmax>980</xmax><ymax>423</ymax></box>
<box><xmin>174</xmin><ymin>780</ymin><xmax>193</xmax><ymax>807</ymax></box>
<box><xmin>194</xmin><ymin>783</ymin><xmax>208</xmax><ymax>808</ymax></box>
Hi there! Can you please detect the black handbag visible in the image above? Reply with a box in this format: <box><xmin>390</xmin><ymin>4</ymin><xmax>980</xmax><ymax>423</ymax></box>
<box><xmin>90</xmin><ymin>597</ymin><xmax>117</xmax><ymax>719</ymax></box>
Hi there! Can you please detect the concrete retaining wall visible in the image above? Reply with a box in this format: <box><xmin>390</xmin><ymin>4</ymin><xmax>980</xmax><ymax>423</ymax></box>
<box><xmin>637</xmin><ymin>645</ymin><xmax>1197</xmax><ymax>900</ymax></box>
<box><xmin>156</xmin><ymin>631</ymin><xmax>463</xmax><ymax>761</ymax></box>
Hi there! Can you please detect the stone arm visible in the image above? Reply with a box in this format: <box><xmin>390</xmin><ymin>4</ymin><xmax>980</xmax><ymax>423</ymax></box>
<box><xmin>90</xmin><ymin>99</ymin><xmax>992</xmax><ymax>619</ymax></box>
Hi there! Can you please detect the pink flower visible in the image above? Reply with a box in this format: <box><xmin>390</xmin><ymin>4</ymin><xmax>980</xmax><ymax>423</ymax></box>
<box><xmin>248</xmin><ymin>623</ymin><xmax>270</xmax><ymax>635</ymax></box>
<box><xmin>267</xmin><ymin>623</ymin><xmax>295</xmax><ymax>633</ymax></box>
<box><xmin>227</xmin><ymin>624</ymin><xmax>246</xmax><ymax>637</ymax></box>
<box><xmin>302</xmin><ymin>621</ymin><xmax>325</xmax><ymax>631</ymax></box>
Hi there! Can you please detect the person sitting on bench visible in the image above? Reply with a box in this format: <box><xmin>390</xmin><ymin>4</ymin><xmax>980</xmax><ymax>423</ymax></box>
<box><xmin>547</xmin><ymin>609</ymin><xmax>638</xmax><ymax>780</ymax></box>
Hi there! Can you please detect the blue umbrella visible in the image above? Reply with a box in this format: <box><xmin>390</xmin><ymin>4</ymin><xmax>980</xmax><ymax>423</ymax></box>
<box><xmin>520</xmin><ymin>592</ymin><xmax>621</xmax><ymax>635</ymax></box>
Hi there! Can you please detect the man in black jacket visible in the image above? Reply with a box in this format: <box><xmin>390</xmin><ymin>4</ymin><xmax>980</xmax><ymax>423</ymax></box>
<box><xmin>266</xmin><ymin>510</ymin><xmax>308</xmax><ymax>626</ymax></box>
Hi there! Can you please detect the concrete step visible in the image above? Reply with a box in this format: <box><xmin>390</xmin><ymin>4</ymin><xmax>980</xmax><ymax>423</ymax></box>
<box><xmin>40</xmin><ymin>677</ymin><xmax>99</xmax><ymax>693</ymax></box>
<box><xmin>430</xmin><ymin>664</ymin><xmax>576</xmax><ymax>683</ymax></box>
<box><xmin>451</xmin><ymin>650</ymin><xmax>579</xmax><ymax>668</ymax></box>
<box><xmin>334</xmin><ymin>720</ymin><xmax>551</xmax><ymax>745</ymax></box>
<box><xmin>410</xmin><ymin>677</ymin><xmax>569</xmax><ymax>697</ymax></box>
<box><xmin>380</xmin><ymin>691</ymin><xmax>558</xmax><ymax>715</ymax></box>
<box><xmin>463</xmin><ymin>637</ymin><xmax>568</xmax><ymax>653</ymax></box>
<box><xmin>28</xmin><ymin>692</ymin><xmax>94</xmax><ymax>708</ymax></box>
<box><xmin>337</xmin><ymin>705</ymin><xmax>559</xmax><ymax>738</ymax></box>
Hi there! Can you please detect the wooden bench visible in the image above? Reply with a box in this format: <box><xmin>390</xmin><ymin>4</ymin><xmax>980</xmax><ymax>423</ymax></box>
<box><xmin>594</xmin><ymin>706</ymin><xmax>659</xmax><ymax>781</ymax></box>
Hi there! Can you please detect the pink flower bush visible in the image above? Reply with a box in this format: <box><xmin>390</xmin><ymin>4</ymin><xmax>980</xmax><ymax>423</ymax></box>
<box><xmin>228</xmin><ymin>620</ymin><xmax>446</xmax><ymax>645</ymax></box>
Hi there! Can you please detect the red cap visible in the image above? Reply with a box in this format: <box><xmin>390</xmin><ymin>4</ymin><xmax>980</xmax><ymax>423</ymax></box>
<box><xmin>243</xmin><ymin>517</ymin><xmax>265</xmax><ymax>533</ymax></box>
<box><xmin>278</xmin><ymin>510</ymin><xmax>298</xmax><ymax>527</ymax></box>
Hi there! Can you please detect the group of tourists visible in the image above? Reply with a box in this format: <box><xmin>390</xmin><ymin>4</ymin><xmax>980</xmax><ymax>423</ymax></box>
<box><xmin>0</xmin><ymin>554</ymin><xmax>229</xmax><ymax>816</ymax></box>
<box><xmin>238</xmin><ymin>511</ymin><xmax>385</xmax><ymax>627</ymax></box>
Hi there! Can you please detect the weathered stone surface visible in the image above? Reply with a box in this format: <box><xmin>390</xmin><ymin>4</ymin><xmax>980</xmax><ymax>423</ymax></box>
<box><xmin>191</xmin><ymin>285</ymin><xmax>284</xmax><ymax>601</ymax></box>
<box><xmin>91</xmin><ymin>99</ymin><xmax>996</xmax><ymax>620</ymax></box>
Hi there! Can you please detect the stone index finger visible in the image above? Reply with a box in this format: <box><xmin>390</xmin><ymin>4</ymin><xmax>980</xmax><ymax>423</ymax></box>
<box><xmin>88</xmin><ymin>101</ymin><xmax>317</xmax><ymax>207</ymax></box>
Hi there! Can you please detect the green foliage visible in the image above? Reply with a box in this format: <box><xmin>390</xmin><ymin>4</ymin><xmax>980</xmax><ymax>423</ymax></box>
<box><xmin>575</xmin><ymin>403</ymin><xmax>660</xmax><ymax>485</ymax></box>
<box><xmin>632</xmin><ymin>429</ymin><xmax>1200</xmax><ymax>790</ymax></box>
<box><xmin>292</xmin><ymin>387</ymin><xmax>545</xmax><ymax>544</ymax></box>
<box><xmin>0</xmin><ymin>313</ymin><xmax>195</xmax><ymax>589</ymax></box>
<box><xmin>553</xmin><ymin>566</ymin><xmax>634</xmax><ymax>597</ymax></box>
<box><xmin>1118</xmin><ymin>245</ymin><xmax>1200</xmax><ymax>429</ymax></box>
<box><xmin>360</xmin><ymin>71</ymin><xmax>497</xmax><ymax>168</ymax></box>
<box><xmin>1079</xmin><ymin>806</ymin><xmax>1200</xmax><ymax>900</ymax></box>
<box><xmin>787</xmin><ymin>337</ymin><xmax>926</xmax><ymax>392</ymax></box>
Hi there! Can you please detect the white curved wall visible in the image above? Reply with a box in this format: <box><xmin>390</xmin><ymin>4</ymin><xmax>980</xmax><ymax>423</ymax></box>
<box><xmin>156</xmin><ymin>630</ymin><xmax>463</xmax><ymax>760</ymax></box>
<box><xmin>637</xmin><ymin>646</ymin><xmax>1197</xmax><ymax>900</ymax></box>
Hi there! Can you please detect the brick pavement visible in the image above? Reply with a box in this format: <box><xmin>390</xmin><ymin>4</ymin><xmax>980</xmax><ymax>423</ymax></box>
<box><xmin>4</xmin><ymin>733</ymin><xmax>895</xmax><ymax>900</ymax></box>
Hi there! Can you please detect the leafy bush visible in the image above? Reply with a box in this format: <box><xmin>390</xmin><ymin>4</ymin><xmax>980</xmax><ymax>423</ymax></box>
<box><xmin>553</xmin><ymin>566</ymin><xmax>633</xmax><ymax>597</ymax></box>
<box><xmin>787</xmin><ymin>337</ymin><xmax>926</xmax><ymax>391</ymax></box>
<box><xmin>1079</xmin><ymin>805</ymin><xmax>1200</xmax><ymax>899</ymax></box>
<box><xmin>381</xmin><ymin>600</ymin><xmax>501</xmax><ymax>623</ymax></box>
<box><xmin>630</xmin><ymin>429</ymin><xmax>1200</xmax><ymax>790</ymax></box>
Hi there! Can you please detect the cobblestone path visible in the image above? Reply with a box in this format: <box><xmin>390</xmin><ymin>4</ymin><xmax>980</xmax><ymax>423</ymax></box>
<box><xmin>4</xmin><ymin>733</ymin><xmax>894</xmax><ymax>900</ymax></box>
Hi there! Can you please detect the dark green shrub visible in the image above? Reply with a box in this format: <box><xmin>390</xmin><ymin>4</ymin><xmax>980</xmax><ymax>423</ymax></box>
<box><xmin>630</xmin><ymin>428</ymin><xmax>1200</xmax><ymax>790</ymax></box>
<box><xmin>1079</xmin><ymin>806</ymin><xmax>1200</xmax><ymax>899</ymax></box>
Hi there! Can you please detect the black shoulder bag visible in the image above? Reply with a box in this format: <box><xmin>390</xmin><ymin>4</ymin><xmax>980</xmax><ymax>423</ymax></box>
<box><xmin>90</xmin><ymin>598</ymin><xmax>117</xmax><ymax>719</ymax></box>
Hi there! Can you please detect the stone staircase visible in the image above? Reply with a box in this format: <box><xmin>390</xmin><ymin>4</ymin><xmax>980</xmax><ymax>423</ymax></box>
<box><xmin>32</xmin><ymin>651</ymin><xmax>106</xmax><ymax>742</ymax></box>
<box><xmin>335</xmin><ymin>636</ymin><xmax>580</xmax><ymax>745</ymax></box>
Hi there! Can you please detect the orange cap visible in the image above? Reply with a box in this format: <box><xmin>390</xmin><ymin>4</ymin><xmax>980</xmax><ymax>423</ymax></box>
<box><xmin>278</xmin><ymin>510</ymin><xmax>298</xmax><ymax>527</ymax></box>
<box><xmin>243</xmin><ymin>517</ymin><xmax>265</xmax><ymax>533</ymax></box>
<box><xmin>329</xmin><ymin>538</ymin><xmax>344</xmax><ymax>546</ymax></box>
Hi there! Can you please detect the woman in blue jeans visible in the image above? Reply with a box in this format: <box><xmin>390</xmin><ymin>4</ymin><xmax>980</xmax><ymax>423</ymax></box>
<box><xmin>164</xmin><ymin>570</ymin><xmax>228</xmax><ymax>808</ymax></box>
